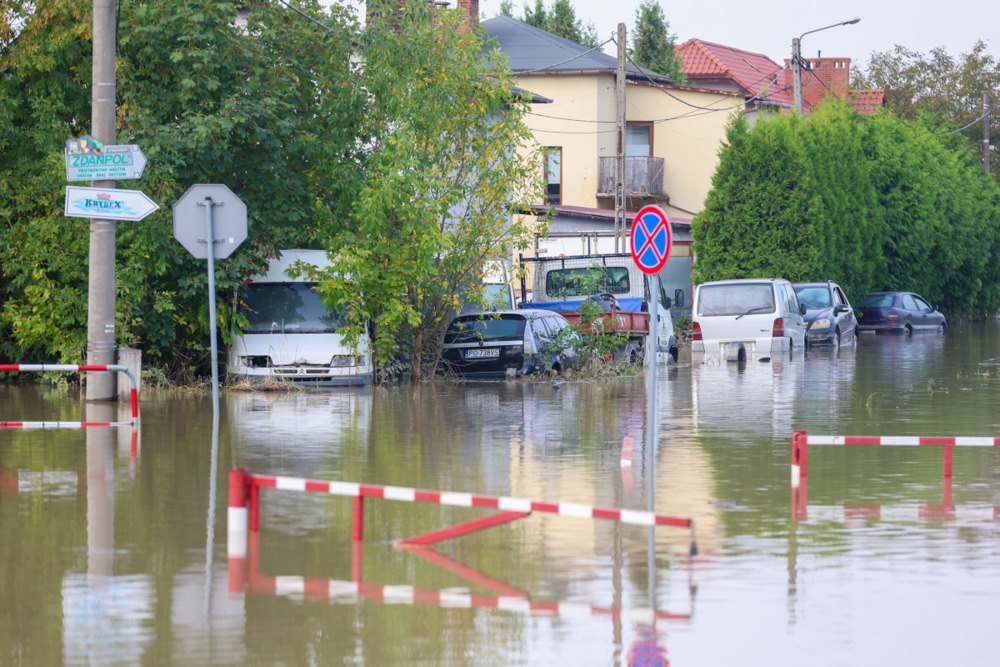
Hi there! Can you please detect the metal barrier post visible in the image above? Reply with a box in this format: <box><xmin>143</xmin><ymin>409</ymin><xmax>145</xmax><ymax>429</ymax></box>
<box><xmin>352</xmin><ymin>496</ymin><xmax>365</xmax><ymax>542</ymax></box>
<box><xmin>228</xmin><ymin>468</ymin><xmax>249</xmax><ymax>594</ymax></box>
<box><xmin>943</xmin><ymin>444</ymin><xmax>953</xmax><ymax>479</ymax></box>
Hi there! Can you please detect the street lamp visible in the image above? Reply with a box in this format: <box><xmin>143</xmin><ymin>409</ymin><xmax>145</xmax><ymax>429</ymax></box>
<box><xmin>792</xmin><ymin>17</ymin><xmax>861</xmax><ymax>114</ymax></box>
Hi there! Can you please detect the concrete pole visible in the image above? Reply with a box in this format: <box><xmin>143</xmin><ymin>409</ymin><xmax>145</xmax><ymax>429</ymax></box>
<box><xmin>615</xmin><ymin>23</ymin><xmax>627</xmax><ymax>253</ymax></box>
<box><xmin>792</xmin><ymin>37</ymin><xmax>803</xmax><ymax>115</ymax></box>
<box><xmin>86</xmin><ymin>0</ymin><xmax>118</xmax><ymax>400</ymax></box>
<box><xmin>984</xmin><ymin>89</ymin><xmax>991</xmax><ymax>173</ymax></box>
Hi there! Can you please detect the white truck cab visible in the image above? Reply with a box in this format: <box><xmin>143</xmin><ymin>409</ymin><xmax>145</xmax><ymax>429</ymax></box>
<box><xmin>227</xmin><ymin>250</ymin><xmax>373</xmax><ymax>386</ymax></box>
<box><xmin>691</xmin><ymin>279</ymin><xmax>806</xmax><ymax>360</ymax></box>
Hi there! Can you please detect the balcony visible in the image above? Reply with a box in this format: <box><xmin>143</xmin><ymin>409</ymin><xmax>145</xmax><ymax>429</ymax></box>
<box><xmin>597</xmin><ymin>156</ymin><xmax>665</xmax><ymax>198</ymax></box>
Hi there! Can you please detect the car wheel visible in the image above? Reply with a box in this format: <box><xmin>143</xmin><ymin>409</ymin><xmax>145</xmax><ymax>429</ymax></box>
<box><xmin>939</xmin><ymin>323</ymin><xmax>946</xmax><ymax>334</ymax></box>
<box><xmin>904</xmin><ymin>324</ymin><xmax>913</xmax><ymax>336</ymax></box>
<box><xmin>670</xmin><ymin>347</ymin><xmax>679</xmax><ymax>363</ymax></box>
<box><xmin>834</xmin><ymin>328</ymin><xmax>841</xmax><ymax>348</ymax></box>
<box><xmin>854</xmin><ymin>326</ymin><xmax>860</xmax><ymax>341</ymax></box>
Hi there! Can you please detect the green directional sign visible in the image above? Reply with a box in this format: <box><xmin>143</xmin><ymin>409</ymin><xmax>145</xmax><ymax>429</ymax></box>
<box><xmin>65</xmin><ymin>144</ymin><xmax>147</xmax><ymax>181</ymax></box>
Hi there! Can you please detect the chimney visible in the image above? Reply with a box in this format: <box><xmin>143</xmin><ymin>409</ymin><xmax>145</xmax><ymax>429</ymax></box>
<box><xmin>783</xmin><ymin>56</ymin><xmax>851</xmax><ymax>113</ymax></box>
<box><xmin>455</xmin><ymin>0</ymin><xmax>480</xmax><ymax>30</ymax></box>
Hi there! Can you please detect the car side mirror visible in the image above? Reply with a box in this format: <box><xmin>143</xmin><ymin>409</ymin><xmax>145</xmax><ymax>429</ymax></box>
<box><xmin>799</xmin><ymin>303</ymin><xmax>808</xmax><ymax>316</ymax></box>
<box><xmin>835</xmin><ymin>305</ymin><xmax>850</xmax><ymax>314</ymax></box>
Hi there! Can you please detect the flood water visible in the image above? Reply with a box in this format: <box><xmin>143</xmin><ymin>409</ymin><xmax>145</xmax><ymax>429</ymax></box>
<box><xmin>2</xmin><ymin>323</ymin><xmax>999</xmax><ymax>665</ymax></box>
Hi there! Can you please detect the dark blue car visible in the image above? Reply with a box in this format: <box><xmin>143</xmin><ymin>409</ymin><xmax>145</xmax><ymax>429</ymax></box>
<box><xmin>793</xmin><ymin>282</ymin><xmax>858</xmax><ymax>347</ymax></box>
<box><xmin>857</xmin><ymin>292</ymin><xmax>946</xmax><ymax>335</ymax></box>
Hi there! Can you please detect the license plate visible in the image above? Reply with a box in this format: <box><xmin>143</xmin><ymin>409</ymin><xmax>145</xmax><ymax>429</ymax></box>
<box><xmin>465</xmin><ymin>347</ymin><xmax>500</xmax><ymax>360</ymax></box>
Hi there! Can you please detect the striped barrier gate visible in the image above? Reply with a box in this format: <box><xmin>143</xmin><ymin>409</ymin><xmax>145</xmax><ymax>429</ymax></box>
<box><xmin>227</xmin><ymin>469</ymin><xmax>698</xmax><ymax>591</ymax></box>
<box><xmin>0</xmin><ymin>364</ymin><xmax>140</xmax><ymax>427</ymax></box>
<box><xmin>790</xmin><ymin>430</ymin><xmax>1000</xmax><ymax>522</ymax></box>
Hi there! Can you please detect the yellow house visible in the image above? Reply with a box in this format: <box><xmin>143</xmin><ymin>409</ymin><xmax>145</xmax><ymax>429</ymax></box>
<box><xmin>483</xmin><ymin>17</ymin><xmax>744</xmax><ymax>302</ymax></box>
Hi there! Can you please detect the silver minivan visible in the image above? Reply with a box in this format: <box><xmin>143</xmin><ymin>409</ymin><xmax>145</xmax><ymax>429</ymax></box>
<box><xmin>691</xmin><ymin>279</ymin><xmax>807</xmax><ymax>360</ymax></box>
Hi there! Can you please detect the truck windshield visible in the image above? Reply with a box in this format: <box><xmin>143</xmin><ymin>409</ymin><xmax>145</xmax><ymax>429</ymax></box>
<box><xmin>242</xmin><ymin>283</ymin><xmax>344</xmax><ymax>334</ymax></box>
<box><xmin>546</xmin><ymin>266</ymin><xmax>630</xmax><ymax>296</ymax></box>
<box><xmin>483</xmin><ymin>283</ymin><xmax>513</xmax><ymax>310</ymax></box>
<box><xmin>445</xmin><ymin>315</ymin><xmax>526</xmax><ymax>344</ymax></box>
<box><xmin>794</xmin><ymin>286</ymin><xmax>832</xmax><ymax>309</ymax></box>
<box><xmin>698</xmin><ymin>284</ymin><xmax>775</xmax><ymax>317</ymax></box>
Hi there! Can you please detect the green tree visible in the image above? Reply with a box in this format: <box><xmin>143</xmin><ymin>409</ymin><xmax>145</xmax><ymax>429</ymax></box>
<box><xmin>693</xmin><ymin>100</ymin><xmax>1000</xmax><ymax>316</ymax></box>
<box><xmin>631</xmin><ymin>0</ymin><xmax>685</xmax><ymax>83</ymax></box>
<box><xmin>0</xmin><ymin>0</ymin><xmax>363</xmax><ymax>376</ymax></box>
<box><xmin>521</xmin><ymin>0</ymin><xmax>598</xmax><ymax>47</ymax></box>
<box><xmin>499</xmin><ymin>0</ymin><xmax>515</xmax><ymax>17</ymax></box>
<box><xmin>308</xmin><ymin>2</ymin><xmax>543</xmax><ymax>383</ymax></box>
<box><xmin>522</xmin><ymin>0</ymin><xmax>547</xmax><ymax>28</ymax></box>
<box><xmin>853</xmin><ymin>41</ymin><xmax>998</xmax><ymax>178</ymax></box>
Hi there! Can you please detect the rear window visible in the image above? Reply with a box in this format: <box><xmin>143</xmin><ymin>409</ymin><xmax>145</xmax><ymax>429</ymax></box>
<box><xmin>697</xmin><ymin>283</ymin><xmax>776</xmax><ymax>317</ymax></box>
<box><xmin>859</xmin><ymin>294</ymin><xmax>893</xmax><ymax>308</ymax></box>
<box><xmin>444</xmin><ymin>315</ymin><xmax>526</xmax><ymax>344</ymax></box>
<box><xmin>546</xmin><ymin>266</ymin><xmax>630</xmax><ymax>296</ymax></box>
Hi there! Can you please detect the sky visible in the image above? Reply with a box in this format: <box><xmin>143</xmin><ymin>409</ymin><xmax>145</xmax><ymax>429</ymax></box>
<box><xmin>339</xmin><ymin>0</ymin><xmax>999</xmax><ymax>67</ymax></box>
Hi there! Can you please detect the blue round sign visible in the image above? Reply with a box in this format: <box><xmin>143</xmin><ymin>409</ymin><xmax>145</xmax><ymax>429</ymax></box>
<box><xmin>629</xmin><ymin>205</ymin><xmax>672</xmax><ymax>275</ymax></box>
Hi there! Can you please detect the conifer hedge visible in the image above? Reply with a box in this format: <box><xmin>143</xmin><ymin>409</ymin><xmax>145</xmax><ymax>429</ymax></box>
<box><xmin>692</xmin><ymin>101</ymin><xmax>1000</xmax><ymax>317</ymax></box>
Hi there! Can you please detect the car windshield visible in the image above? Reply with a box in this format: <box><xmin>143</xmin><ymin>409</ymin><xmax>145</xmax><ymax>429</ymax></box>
<box><xmin>546</xmin><ymin>266</ymin><xmax>630</xmax><ymax>296</ymax></box>
<box><xmin>859</xmin><ymin>294</ymin><xmax>894</xmax><ymax>308</ymax></box>
<box><xmin>242</xmin><ymin>283</ymin><xmax>344</xmax><ymax>334</ymax></box>
<box><xmin>697</xmin><ymin>284</ymin><xmax>775</xmax><ymax>317</ymax></box>
<box><xmin>445</xmin><ymin>315</ymin><xmax>526</xmax><ymax>344</ymax></box>
<box><xmin>794</xmin><ymin>286</ymin><xmax>832</xmax><ymax>309</ymax></box>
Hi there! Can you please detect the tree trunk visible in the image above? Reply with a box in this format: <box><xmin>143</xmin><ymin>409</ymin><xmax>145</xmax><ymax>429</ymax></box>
<box><xmin>409</xmin><ymin>329</ymin><xmax>424</xmax><ymax>383</ymax></box>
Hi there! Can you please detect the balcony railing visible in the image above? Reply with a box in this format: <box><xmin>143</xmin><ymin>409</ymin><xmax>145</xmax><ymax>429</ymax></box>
<box><xmin>597</xmin><ymin>156</ymin><xmax>665</xmax><ymax>198</ymax></box>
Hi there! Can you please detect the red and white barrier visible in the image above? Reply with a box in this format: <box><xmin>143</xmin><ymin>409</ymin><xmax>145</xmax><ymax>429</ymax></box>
<box><xmin>0</xmin><ymin>364</ymin><xmax>140</xmax><ymax>423</ymax></box>
<box><xmin>801</xmin><ymin>503</ymin><xmax>1000</xmax><ymax>523</ymax></box>
<box><xmin>791</xmin><ymin>430</ymin><xmax>999</xmax><ymax>487</ymax></box>
<box><xmin>246</xmin><ymin>574</ymin><xmax>690</xmax><ymax>623</ymax></box>
<box><xmin>0</xmin><ymin>421</ymin><xmax>134</xmax><ymax>430</ymax></box>
<box><xmin>227</xmin><ymin>468</ymin><xmax>698</xmax><ymax>571</ymax></box>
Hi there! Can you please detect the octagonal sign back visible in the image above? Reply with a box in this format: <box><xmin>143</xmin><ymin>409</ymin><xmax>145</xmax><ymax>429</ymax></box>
<box><xmin>172</xmin><ymin>184</ymin><xmax>247</xmax><ymax>260</ymax></box>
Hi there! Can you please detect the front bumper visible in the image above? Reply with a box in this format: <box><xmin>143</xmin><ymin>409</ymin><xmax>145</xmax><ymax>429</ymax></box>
<box><xmin>231</xmin><ymin>366</ymin><xmax>374</xmax><ymax>386</ymax></box>
<box><xmin>806</xmin><ymin>328</ymin><xmax>836</xmax><ymax>345</ymax></box>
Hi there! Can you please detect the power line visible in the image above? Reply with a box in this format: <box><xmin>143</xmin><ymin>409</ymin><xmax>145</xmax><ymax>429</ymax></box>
<box><xmin>947</xmin><ymin>112</ymin><xmax>989</xmax><ymax>135</ymax></box>
<box><xmin>272</xmin><ymin>0</ymin><xmax>338</xmax><ymax>34</ymax></box>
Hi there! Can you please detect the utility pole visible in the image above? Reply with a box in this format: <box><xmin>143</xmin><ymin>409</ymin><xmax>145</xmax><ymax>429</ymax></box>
<box><xmin>615</xmin><ymin>22</ymin><xmax>627</xmax><ymax>253</ymax></box>
<box><xmin>984</xmin><ymin>89</ymin><xmax>991</xmax><ymax>173</ymax></box>
<box><xmin>87</xmin><ymin>0</ymin><xmax>118</xmax><ymax>400</ymax></box>
<box><xmin>792</xmin><ymin>37</ymin><xmax>803</xmax><ymax>115</ymax></box>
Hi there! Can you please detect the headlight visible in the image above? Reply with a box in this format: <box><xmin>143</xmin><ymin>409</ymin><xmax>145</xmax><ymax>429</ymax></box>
<box><xmin>330</xmin><ymin>355</ymin><xmax>357</xmax><ymax>368</ymax></box>
<box><xmin>811</xmin><ymin>318</ymin><xmax>832</xmax><ymax>330</ymax></box>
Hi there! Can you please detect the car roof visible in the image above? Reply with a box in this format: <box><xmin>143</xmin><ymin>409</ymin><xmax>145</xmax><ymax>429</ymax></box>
<box><xmin>793</xmin><ymin>282</ymin><xmax>835</xmax><ymax>288</ymax></box>
<box><xmin>454</xmin><ymin>309</ymin><xmax>558</xmax><ymax>319</ymax></box>
<box><xmin>698</xmin><ymin>279</ymin><xmax>786</xmax><ymax>286</ymax></box>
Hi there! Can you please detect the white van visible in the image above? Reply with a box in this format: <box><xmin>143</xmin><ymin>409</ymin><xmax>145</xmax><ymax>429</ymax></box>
<box><xmin>691</xmin><ymin>279</ymin><xmax>806</xmax><ymax>359</ymax></box>
<box><xmin>227</xmin><ymin>250</ymin><xmax>374</xmax><ymax>386</ymax></box>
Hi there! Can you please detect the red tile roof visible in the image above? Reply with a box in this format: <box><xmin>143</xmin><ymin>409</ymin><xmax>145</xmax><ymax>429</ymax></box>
<box><xmin>849</xmin><ymin>89</ymin><xmax>886</xmax><ymax>115</ymax></box>
<box><xmin>677</xmin><ymin>39</ymin><xmax>793</xmax><ymax>107</ymax></box>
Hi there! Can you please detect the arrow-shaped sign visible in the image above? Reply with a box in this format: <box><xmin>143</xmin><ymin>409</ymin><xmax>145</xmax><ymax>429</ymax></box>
<box><xmin>65</xmin><ymin>144</ymin><xmax>147</xmax><ymax>181</ymax></box>
<box><xmin>64</xmin><ymin>186</ymin><xmax>159</xmax><ymax>222</ymax></box>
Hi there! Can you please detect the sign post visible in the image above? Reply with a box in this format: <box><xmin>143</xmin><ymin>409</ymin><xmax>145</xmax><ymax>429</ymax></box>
<box><xmin>629</xmin><ymin>204</ymin><xmax>673</xmax><ymax>611</ymax></box>
<box><xmin>172</xmin><ymin>184</ymin><xmax>248</xmax><ymax>409</ymax></box>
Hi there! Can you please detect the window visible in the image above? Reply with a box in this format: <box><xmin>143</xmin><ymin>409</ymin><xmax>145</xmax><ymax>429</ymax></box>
<box><xmin>546</xmin><ymin>148</ymin><xmax>562</xmax><ymax>204</ymax></box>
<box><xmin>545</xmin><ymin>266</ymin><xmax>630</xmax><ymax>296</ymax></box>
<box><xmin>793</xmin><ymin>286</ymin><xmax>832</xmax><ymax>309</ymax></box>
<box><xmin>783</xmin><ymin>285</ymin><xmax>799</xmax><ymax>314</ymax></box>
<box><xmin>834</xmin><ymin>287</ymin><xmax>848</xmax><ymax>307</ymax></box>
<box><xmin>242</xmin><ymin>283</ymin><xmax>344</xmax><ymax>334</ymax></box>
<box><xmin>902</xmin><ymin>294</ymin><xmax>919</xmax><ymax>311</ymax></box>
<box><xmin>625</xmin><ymin>123</ymin><xmax>652</xmax><ymax>157</ymax></box>
<box><xmin>445</xmin><ymin>315</ymin><xmax>526</xmax><ymax>344</ymax></box>
<box><xmin>697</xmin><ymin>283</ymin><xmax>775</xmax><ymax>317</ymax></box>
<box><xmin>914</xmin><ymin>296</ymin><xmax>932</xmax><ymax>312</ymax></box>
<box><xmin>859</xmin><ymin>294</ymin><xmax>893</xmax><ymax>308</ymax></box>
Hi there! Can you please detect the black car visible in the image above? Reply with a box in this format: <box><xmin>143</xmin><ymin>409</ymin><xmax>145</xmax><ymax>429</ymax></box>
<box><xmin>439</xmin><ymin>310</ymin><xmax>579</xmax><ymax>379</ymax></box>
<box><xmin>793</xmin><ymin>281</ymin><xmax>858</xmax><ymax>347</ymax></box>
<box><xmin>857</xmin><ymin>292</ymin><xmax>946</xmax><ymax>334</ymax></box>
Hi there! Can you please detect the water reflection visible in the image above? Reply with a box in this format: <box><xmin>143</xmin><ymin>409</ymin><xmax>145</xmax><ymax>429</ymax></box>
<box><xmin>1</xmin><ymin>324</ymin><xmax>999</xmax><ymax>664</ymax></box>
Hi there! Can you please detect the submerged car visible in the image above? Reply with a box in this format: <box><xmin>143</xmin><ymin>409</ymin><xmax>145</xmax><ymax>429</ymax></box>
<box><xmin>793</xmin><ymin>282</ymin><xmax>858</xmax><ymax>346</ymax></box>
<box><xmin>857</xmin><ymin>292</ymin><xmax>947</xmax><ymax>334</ymax></box>
<box><xmin>440</xmin><ymin>310</ymin><xmax>578</xmax><ymax>379</ymax></box>
<box><xmin>691</xmin><ymin>279</ymin><xmax>807</xmax><ymax>360</ymax></box>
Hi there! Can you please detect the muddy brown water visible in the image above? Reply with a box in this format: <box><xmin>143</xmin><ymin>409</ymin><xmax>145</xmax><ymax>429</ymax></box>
<box><xmin>2</xmin><ymin>323</ymin><xmax>999</xmax><ymax>665</ymax></box>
